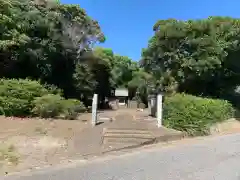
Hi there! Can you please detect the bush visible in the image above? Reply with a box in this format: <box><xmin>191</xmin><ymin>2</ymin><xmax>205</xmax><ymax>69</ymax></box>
<box><xmin>0</xmin><ymin>79</ymin><xmax>48</xmax><ymax>100</ymax></box>
<box><xmin>0</xmin><ymin>79</ymin><xmax>49</xmax><ymax>116</ymax></box>
<box><xmin>0</xmin><ymin>78</ymin><xmax>85</xmax><ymax>118</ymax></box>
<box><xmin>61</xmin><ymin>99</ymin><xmax>86</xmax><ymax>120</ymax></box>
<box><xmin>0</xmin><ymin>97</ymin><xmax>30</xmax><ymax>116</ymax></box>
<box><xmin>32</xmin><ymin>94</ymin><xmax>64</xmax><ymax>118</ymax></box>
<box><xmin>163</xmin><ymin>93</ymin><xmax>235</xmax><ymax>136</ymax></box>
<box><xmin>32</xmin><ymin>95</ymin><xmax>86</xmax><ymax>119</ymax></box>
<box><xmin>43</xmin><ymin>83</ymin><xmax>63</xmax><ymax>96</ymax></box>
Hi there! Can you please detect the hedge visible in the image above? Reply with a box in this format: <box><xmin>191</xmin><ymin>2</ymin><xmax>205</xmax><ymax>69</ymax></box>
<box><xmin>0</xmin><ymin>79</ymin><xmax>49</xmax><ymax>116</ymax></box>
<box><xmin>32</xmin><ymin>95</ymin><xmax>86</xmax><ymax>119</ymax></box>
<box><xmin>61</xmin><ymin>99</ymin><xmax>86</xmax><ymax>120</ymax></box>
<box><xmin>0</xmin><ymin>78</ymin><xmax>48</xmax><ymax>100</ymax></box>
<box><xmin>31</xmin><ymin>94</ymin><xmax>64</xmax><ymax>118</ymax></box>
<box><xmin>163</xmin><ymin>93</ymin><xmax>235</xmax><ymax>136</ymax></box>
<box><xmin>0</xmin><ymin>97</ymin><xmax>29</xmax><ymax>116</ymax></box>
<box><xmin>0</xmin><ymin>79</ymin><xmax>85</xmax><ymax>119</ymax></box>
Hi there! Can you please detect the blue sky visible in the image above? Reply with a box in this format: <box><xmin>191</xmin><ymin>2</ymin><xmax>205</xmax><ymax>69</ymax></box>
<box><xmin>62</xmin><ymin>0</ymin><xmax>240</xmax><ymax>61</ymax></box>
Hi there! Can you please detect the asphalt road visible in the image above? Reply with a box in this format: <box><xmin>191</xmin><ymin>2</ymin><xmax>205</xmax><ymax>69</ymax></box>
<box><xmin>3</xmin><ymin>133</ymin><xmax>240</xmax><ymax>180</ymax></box>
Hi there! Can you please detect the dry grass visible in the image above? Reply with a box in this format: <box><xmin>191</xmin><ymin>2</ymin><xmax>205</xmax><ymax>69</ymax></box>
<box><xmin>0</xmin><ymin>114</ymin><xmax>93</xmax><ymax>175</ymax></box>
<box><xmin>0</xmin><ymin>144</ymin><xmax>19</xmax><ymax>166</ymax></box>
<box><xmin>0</xmin><ymin>114</ymin><xmax>92</xmax><ymax>138</ymax></box>
<box><xmin>0</xmin><ymin>111</ymin><xmax>122</xmax><ymax>174</ymax></box>
<box><xmin>210</xmin><ymin>118</ymin><xmax>240</xmax><ymax>135</ymax></box>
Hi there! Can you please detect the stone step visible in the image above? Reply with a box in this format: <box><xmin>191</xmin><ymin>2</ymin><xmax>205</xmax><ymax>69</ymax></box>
<box><xmin>102</xmin><ymin>128</ymin><xmax>155</xmax><ymax>145</ymax></box>
<box><xmin>103</xmin><ymin>136</ymin><xmax>155</xmax><ymax>144</ymax></box>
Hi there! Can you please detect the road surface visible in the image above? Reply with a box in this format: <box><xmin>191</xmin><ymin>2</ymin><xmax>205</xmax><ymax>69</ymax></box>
<box><xmin>3</xmin><ymin>133</ymin><xmax>240</xmax><ymax>180</ymax></box>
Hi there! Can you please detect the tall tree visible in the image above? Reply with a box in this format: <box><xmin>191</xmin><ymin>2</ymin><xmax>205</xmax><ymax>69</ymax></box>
<box><xmin>141</xmin><ymin>17</ymin><xmax>240</xmax><ymax>98</ymax></box>
<box><xmin>0</xmin><ymin>0</ymin><xmax>105</xmax><ymax>98</ymax></box>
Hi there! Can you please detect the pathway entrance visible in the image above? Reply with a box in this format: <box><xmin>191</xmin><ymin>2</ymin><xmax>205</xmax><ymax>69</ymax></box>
<box><xmin>71</xmin><ymin>109</ymin><xmax>183</xmax><ymax>159</ymax></box>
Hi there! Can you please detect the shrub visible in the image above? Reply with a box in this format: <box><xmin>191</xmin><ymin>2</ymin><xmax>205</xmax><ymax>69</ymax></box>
<box><xmin>0</xmin><ymin>78</ymin><xmax>85</xmax><ymax>119</ymax></box>
<box><xmin>61</xmin><ymin>99</ymin><xmax>86</xmax><ymax>120</ymax></box>
<box><xmin>32</xmin><ymin>95</ymin><xmax>86</xmax><ymax>119</ymax></box>
<box><xmin>0</xmin><ymin>97</ymin><xmax>30</xmax><ymax>116</ymax></box>
<box><xmin>163</xmin><ymin>93</ymin><xmax>235</xmax><ymax>136</ymax></box>
<box><xmin>0</xmin><ymin>79</ymin><xmax>49</xmax><ymax>116</ymax></box>
<box><xmin>32</xmin><ymin>94</ymin><xmax>64</xmax><ymax>118</ymax></box>
<box><xmin>43</xmin><ymin>83</ymin><xmax>63</xmax><ymax>96</ymax></box>
<box><xmin>0</xmin><ymin>78</ymin><xmax>48</xmax><ymax>100</ymax></box>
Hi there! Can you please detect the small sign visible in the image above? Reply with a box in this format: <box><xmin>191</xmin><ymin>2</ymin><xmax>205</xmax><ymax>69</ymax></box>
<box><xmin>115</xmin><ymin>88</ymin><xmax>128</xmax><ymax>97</ymax></box>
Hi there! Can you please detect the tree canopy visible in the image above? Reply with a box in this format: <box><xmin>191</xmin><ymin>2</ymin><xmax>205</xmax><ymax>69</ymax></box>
<box><xmin>141</xmin><ymin>17</ymin><xmax>240</xmax><ymax>100</ymax></box>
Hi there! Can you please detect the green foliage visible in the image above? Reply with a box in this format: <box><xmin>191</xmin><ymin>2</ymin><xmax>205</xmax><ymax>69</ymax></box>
<box><xmin>61</xmin><ymin>99</ymin><xmax>86</xmax><ymax>120</ymax></box>
<box><xmin>73</xmin><ymin>47</ymin><xmax>142</xmax><ymax>106</ymax></box>
<box><xmin>43</xmin><ymin>83</ymin><xmax>63</xmax><ymax>96</ymax></box>
<box><xmin>0</xmin><ymin>79</ymin><xmax>48</xmax><ymax>100</ymax></box>
<box><xmin>32</xmin><ymin>94</ymin><xmax>86</xmax><ymax>119</ymax></box>
<box><xmin>32</xmin><ymin>94</ymin><xmax>64</xmax><ymax>118</ymax></box>
<box><xmin>73</xmin><ymin>63</ymin><xmax>97</xmax><ymax>103</ymax></box>
<box><xmin>0</xmin><ymin>0</ymin><xmax>141</xmax><ymax>108</ymax></box>
<box><xmin>0</xmin><ymin>79</ymin><xmax>49</xmax><ymax>116</ymax></box>
<box><xmin>141</xmin><ymin>17</ymin><xmax>240</xmax><ymax>98</ymax></box>
<box><xmin>110</xmin><ymin>55</ymin><xmax>139</xmax><ymax>89</ymax></box>
<box><xmin>0</xmin><ymin>97</ymin><xmax>29</xmax><ymax>116</ymax></box>
<box><xmin>0</xmin><ymin>0</ymin><xmax>105</xmax><ymax>99</ymax></box>
<box><xmin>0</xmin><ymin>78</ymin><xmax>86</xmax><ymax>119</ymax></box>
<box><xmin>163</xmin><ymin>93</ymin><xmax>235</xmax><ymax>136</ymax></box>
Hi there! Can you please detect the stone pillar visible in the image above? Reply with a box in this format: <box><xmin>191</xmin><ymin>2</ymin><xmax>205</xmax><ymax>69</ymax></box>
<box><xmin>91</xmin><ymin>94</ymin><xmax>98</xmax><ymax>126</ymax></box>
<box><xmin>150</xmin><ymin>95</ymin><xmax>157</xmax><ymax>117</ymax></box>
<box><xmin>157</xmin><ymin>94</ymin><xmax>163</xmax><ymax>127</ymax></box>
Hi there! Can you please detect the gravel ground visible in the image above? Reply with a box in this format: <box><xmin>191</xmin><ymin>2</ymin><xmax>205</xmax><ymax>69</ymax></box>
<box><xmin>3</xmin><ymin>133</ymin><xmax>240</xmax><ymax>180</ymax></box>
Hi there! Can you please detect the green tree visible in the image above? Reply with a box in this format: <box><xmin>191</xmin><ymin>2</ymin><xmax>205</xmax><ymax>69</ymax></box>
<box><xmin>73</xmin><ymin>47</ymin><xmax>113</xmax><ymax>107</ymax></box>
<box><xmin>0</xmin><ymin>0</ymin><xmax>104</xmax><ymax>98</ymax></box>
<box><xmin>141</xmin><ymin>17</ymin><xmax>240</xmax><ymax>98</ymax></box>
<box><xmin>111</xmin><ymin>55</ymin><xmax>138</xmax><ymax>88</ymax></box>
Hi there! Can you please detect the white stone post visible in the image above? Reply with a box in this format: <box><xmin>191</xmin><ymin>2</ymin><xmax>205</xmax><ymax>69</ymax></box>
<box><xmin>157</xmin><ymin>94</ymin><xmax>163</xmax><ymax>127</ymax></box>
<box><xmin>91</xmin><ymin>94</ymin><xmax>98</xmax><ymax>126</ymax></box>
